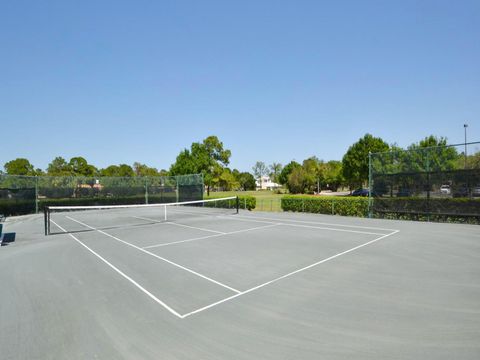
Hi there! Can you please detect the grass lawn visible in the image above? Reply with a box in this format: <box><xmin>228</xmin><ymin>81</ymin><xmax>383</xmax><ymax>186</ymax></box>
<box><xmin>206</xmin><ymin>190</ymin><xmax>284</xmax><ymax>212</ymax></box>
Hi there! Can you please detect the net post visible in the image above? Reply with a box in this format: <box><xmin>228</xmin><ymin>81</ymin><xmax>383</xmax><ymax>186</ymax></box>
<box><xmin>44</xmin><ymin>206</ymin><xmax>49</xmax><ymax>236</ymax></box>
<box><xmin>164</xmin><ymin>204</ymin><xmax>167</xmax><ymax>221</ymax></box>
<box><xmin>236</xmin><ymin>196</ymin><xmax>239</xmax><ymax>214</ymax></box>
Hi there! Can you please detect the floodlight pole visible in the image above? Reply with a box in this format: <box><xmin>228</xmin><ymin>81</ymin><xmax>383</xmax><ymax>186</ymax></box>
<box><xmin>464</xmin><ymin>124</ymin><xmax>468</xmax><ymax>169</ymax></box>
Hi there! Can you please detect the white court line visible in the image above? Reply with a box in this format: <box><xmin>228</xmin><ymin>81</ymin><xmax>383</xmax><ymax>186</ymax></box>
<box><xmin>181</xmin><ymin>230</ymin><xmax>400</xmax><ymax>318</ymax></box>
<box><xmin>133</xmin><ymin>216</ymin><xmax>225</xmax><ymax>234</ymax></box>
<box><xmin>65</xmin><ymin>216</ymin><xmax>241</xmax><ymax>294</ymax></box>
<box><xmin>235</xmin><ymin>214</ymin><xmax>399</xmax><ymax>232</ymax></box>
<box><xmin>49</xmin><ymin>219</ymin><xmax>184</xmax><ymax>319</ymax></box>
<box><xmin>143</xmin><ymin>223</ymin><xmax>281</xmax><ymax>249</ymax></box>
<box><xmin>222</xmin><ymin>215</ymin><xmax>385</xmax><ymax>236</ymax></box>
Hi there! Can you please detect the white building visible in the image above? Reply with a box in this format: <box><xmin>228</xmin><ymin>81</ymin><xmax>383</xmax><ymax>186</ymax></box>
<box><xmin>255</xmin><ymin>176</ymin><xmax>281</xmax><ymax>190</ymax></box>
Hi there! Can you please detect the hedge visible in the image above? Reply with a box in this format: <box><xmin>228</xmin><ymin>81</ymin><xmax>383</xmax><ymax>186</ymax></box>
<box><xmin>205</xmin><ymin>195</ymin><xmax>256</xmax><ymax>211</ymax></box>
<box><xmin>281</xmin><ymin>196</ymin><xmax>368</xmax><ymax>217</ymax></box>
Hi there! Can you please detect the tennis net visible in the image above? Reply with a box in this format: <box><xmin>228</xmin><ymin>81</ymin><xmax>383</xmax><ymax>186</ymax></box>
<box><xmin>44</xmin><ymin>196</ymin><xmax>239</xmax><ymax>235</ymax></box>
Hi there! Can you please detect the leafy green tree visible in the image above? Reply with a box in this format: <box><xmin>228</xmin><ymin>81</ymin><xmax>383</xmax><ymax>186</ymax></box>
<box><xmin>278</xmin><ymin>161</ymin><xmax>301</xmax><ymax>185</ymax></box>
<box><xmin>217</xmin><ymin>168</ymin><xmax>239</xmax><ymax>191</ymax></box>
<box><xmin>169</xmin><ymin>136</ymin><xmax>231</xmax><ymax>195</ymax></box>
<box><xmin>69</xmin><ymin>157</ymin><xmax>97</xmax><ymax>177</ymax></box>
<box><xmin>4</xmin><ymin>158</ymin><xmax>36</xmax><ymax>175</ymax></box>
<box><xmin>100</xmin><ymin>164</ymin><xmax>135</xmax><ymax>177</ymax></box>
<box><xmin>236</xmin><ymin>172</ymin><xmax>256</xmax><ymax>191</ymax></box>
<box><xmin>342</xmin><ymin>134</ymin><xmax>389</xmax><ymax>190</ymax></box>
<box><xmin>252</xmin><ymin>161</ymin><xmax>268</xmax><ymax>180</ymax></box>
<box><xmin>47</xmin><ymin>156</ymin><xmax>72</xmax><ymax>176</ymax></box>
<box><xmin>405</xmin><ymin>136</ymin><xmax>459</xmax><ymax>172</ymax></box>
<box><xmin>302</xmin><ymin>157</ymin><xmax>323</xmax><ymax>193</ymax></box>
<box><xmin>133</xmin><ymin>162</ymin><xmax>159</xmax><ymax>176</ymax></box>
<box><xmin>287</xmin><ymin>166</ymin><xmax>310</xmax><ymax>194</ymax></box>
<box><xmin>323</xmin><ymin>160</ymin><xmax>344</xmax><ymax>191</ymax></box>
<box><xmin>269</xmin><ymin>163</ymin><xmax>283</xmax><ymax>183</ymax></box>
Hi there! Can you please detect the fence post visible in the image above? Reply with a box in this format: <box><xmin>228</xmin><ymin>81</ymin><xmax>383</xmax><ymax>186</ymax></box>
<box><xmin>145</xmin><ymin>177</ymin><xmax>149</xmax><ymax>204</ymax></box>
<box><xmin>332</xmin><ymin>198</ymin><xmax>335</xmax><ymax>215</ymax></box>
<box><xmin>35</xmin><ymin>176</ymin><xmax>39</xmax><ymax>214</ymax></box>
<box><xmin>368</xmin><ymin>152</ymin><xmax>372</xmax><ymax>218</ymax></box>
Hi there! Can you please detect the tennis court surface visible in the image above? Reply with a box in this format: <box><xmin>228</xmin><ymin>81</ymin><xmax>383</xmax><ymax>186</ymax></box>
<box><xmin>1</xmin><ymin>198</ymin><xmax>479</xmax><ymax>359</ymax></box>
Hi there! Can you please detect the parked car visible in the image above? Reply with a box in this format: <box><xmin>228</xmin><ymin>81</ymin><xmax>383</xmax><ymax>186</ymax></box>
<box><xmin>351</xmin><ymin>188</ymin><xmax>378</xmax><ymax>197</ymax></box>
<box><xmin>440</xmin><ymin>184</ymin><xmax>451</xmax><ymax>195</ymax></box>
<box><xmin>452</xmin><ymin>185</ymin><xmax>469</xmax><ymax>198</ymax></box>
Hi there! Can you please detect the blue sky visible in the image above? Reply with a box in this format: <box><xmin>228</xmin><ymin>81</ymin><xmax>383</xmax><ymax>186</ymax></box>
<box><xmin>1</xmin><ymin>0</ymin><xmax>479</xmax><ymax>172</ymax></box>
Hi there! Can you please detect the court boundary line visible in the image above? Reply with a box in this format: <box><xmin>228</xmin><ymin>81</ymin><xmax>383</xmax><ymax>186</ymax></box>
<box><xmin>235</xmin><ymin>214</ymin><xmax>399</xmax><ymax>232</ymax></box>
<box><xmin>143</xmin><ymin>223</ymin><xmax>281</xmax><ymax>249</ymax></box>
<box><xmin>65</xmin><ymin>216</ymin><xmax>241</xmax><ymax>294</ymax></box>
<box><xmin>57</xmin><ymin>214</ymin><xmax>401</xmax><ymax>319</ymax></box>
<box><xmin>133</xmin><ymin>216</ymin><xmax>225</xmax><ymax>234</ymax></box>
<box><xmin>180</xmin><ymin>229</ymin><xmax>400</xmax><ymax>318</ymax></box>
<box><xmin>49</xmin><ymin>219</ymin><xmax>185</xmax><ymax>319</ymax></box>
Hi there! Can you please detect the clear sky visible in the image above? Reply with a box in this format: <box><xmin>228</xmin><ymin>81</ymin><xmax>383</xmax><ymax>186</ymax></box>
<box><xmin>1</xmin><ymin>0</ymin><xmax>479</xmax><ymax>172</ymax></box>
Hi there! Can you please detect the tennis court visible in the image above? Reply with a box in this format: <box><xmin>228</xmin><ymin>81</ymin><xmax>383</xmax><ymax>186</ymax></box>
<box><xmin>1</xmin><ymin>198</ymin><xmax>479</xmax><ymax>359</ymax></box>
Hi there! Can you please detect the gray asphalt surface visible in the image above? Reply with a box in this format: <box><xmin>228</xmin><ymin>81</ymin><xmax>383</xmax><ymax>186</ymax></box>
<box><xmin>1</xmin><ymin>210</ymin><xmax>479</xmax><ymax>359</ymax></box>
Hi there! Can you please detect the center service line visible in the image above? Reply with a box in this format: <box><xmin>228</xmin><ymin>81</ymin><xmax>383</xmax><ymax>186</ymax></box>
<box><xmin>181</xmin><ymin>230</ymin><xmax>400</xmax><ymax>318</ymax></box>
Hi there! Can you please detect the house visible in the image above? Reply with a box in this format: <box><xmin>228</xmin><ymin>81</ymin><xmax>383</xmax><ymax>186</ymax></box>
<box><xmin>255</xmin><ymin>176</ymin><xmax>281</xmax><ymax>190</ymax></box>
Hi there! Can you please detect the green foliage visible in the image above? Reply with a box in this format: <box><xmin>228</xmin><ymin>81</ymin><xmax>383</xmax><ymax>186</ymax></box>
<box><xmin>322</xmin><ymin>160</ymin><xmax>344</xmax><ymax>191</ymax></box>
<box><xmin>4</xmin><ymin>158</ymin><xmax>36</xmax><ymax>176</ymax></box>
<box><xmin>287</xmin><ymin>166</ymin><xmax>310</xmax><ymax>194</ymax></box>
<box><xmin>236</xmin><ymin>172</ymin><xmax>256</xmax><ymax>191</ymax></box>
<box><xmin>205</xmin><ymin>195</ymin><xmax>256</xmax><ymax>210</ymax></box>
<box><xmin>170</xmin><ymin>135</ymin><xmax>231</xmax><ymax>194</ymax></box>
<box><xmin>47</xmin><ymin>157</ymin><xmax>73</xmax><ymax>176</ymax></box>
<box><xmin>281</xmin><ymin>195</ymin><xmax>368</xmax><ymax>217</ymax></box>
<box><xmin>133</xmin><ymin>162</ymin><xmax>160</xmax><ymax>176</ymax></box>
<box><xmin>217</xmin><ymin>168</ymin><xmax>239</xmax><ymax>191</ymax></box>
<box><xmin>69</xmin><ymin>157</ymin><xmax>97</xmax><ymax>177</ymax></box>
<box><xmin>278</xmin><ymin>161</ymin><xmax>301</xmax><ymax>185</ymax></box>
<box><xmin>269</xmin><ymin>162</ymin><xmax>283</xmax><ymax>183</ymax></box>
<box><xmin>342</xmin><ymin>133</ymin><xmax>389</xmax><ymax>189</ymax></box>
<box><xmin>100</xmin><ymin>164</ymin><xmax>135</xmax><ymax>177</ymax></box>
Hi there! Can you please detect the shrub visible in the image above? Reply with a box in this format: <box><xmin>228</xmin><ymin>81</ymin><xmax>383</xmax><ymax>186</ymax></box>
<box><xmin>281</xmin><ymin>195</ymin><xmax>368</xmax><ymax>217</ymax></box>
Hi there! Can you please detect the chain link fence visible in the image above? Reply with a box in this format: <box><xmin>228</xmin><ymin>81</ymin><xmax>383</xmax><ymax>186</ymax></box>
<box><xmin>0</xmin><ymin>174</ymin><xmax>203</xmax><ymax>216</ymax></box>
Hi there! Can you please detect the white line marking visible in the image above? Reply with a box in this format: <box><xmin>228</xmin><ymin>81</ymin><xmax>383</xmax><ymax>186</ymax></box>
<box><xmin>236</xmin><ymin>214</ymin><xmax>399</xmax><ymax>232</ymax></box>
<box><xmin>221</xmin><ymin>215</ymin><xmax>385</xmax><ymax>235</ymax></box>
<box><xmin>132</xmin><ymin>216</ymin><xmax>226</xmax><ymax>234</ymax></box>
<box><xmin>142</xmin><ymin>223</ymin><xmax>281</xmax><ymax>249</ymax></box>
<box><xmin>65</xmin><ymin>216</ymin><xmax>241</xmax><ymax>294</ymax></box>
<box><xmin>50</xmin><ymin>219</ymin><xmax>184</xmax><ymax>319</ymax></box>
<box><xmin>181</xmin><ymin>230</ymin><xmax>400</xmax><ymax>318</ymax></box>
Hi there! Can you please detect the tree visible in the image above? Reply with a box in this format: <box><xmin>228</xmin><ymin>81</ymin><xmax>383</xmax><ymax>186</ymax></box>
<box><xmin>4</xmin><ymin>158</ymin><xmax>36</xmax><ymax>175</ymax></box>
<box><xmin>236</xmin><ymin>172</ymin><xmax>256</xmax><ymax>191</ymax></box>
<box><xmin>278</xmin><ymin>161</ymin><xmax>301</xmax><ymax>185</ymax></box>
<box><xmin>342</xmin><ymin>134</ymin><xmax>389</xmax><ymax>190</ymax></box>
<box><xmin>217</xmin><ymin>168</ymin><xmax>239</xmax><ymax>191</ymax></box>
<box><xmin>269</xmin><ymin>163</ymin><xmax>283</xmax><ymax>183</ymax></box>
<box><xmin>302</xmin><ymin>157</ymin><xmax>323</xmax><ymax>193</ymax></box>
<box><xmin>69</xmin><ymin>157</ymin><xmax>97</xmax><ymax>177</ymax></box>
<box><xmin>287</xmin><ymin>166</ymin><xmax>310</xmax><ymax>194</ymax></box>
<box><xmin>133</xmin><ymin>162</ymin><xmax>159</xmax><ymax>176</ymax></box>
<box><xmin>252</xmin><ymin>161</ymin><xmax>268</xmax><ymax>180</ymax></box>
<box><xmin>47</xmin><ymin>156</ymin><xmax>72</xmax><ymax>176</ymax></box>
<box><xmin>323</xmin><ymin>161</ymin><xmax>344</xmax><ymax>191</ymax></box>
<box><xmin>169</xmin><ymin>136</ymin><xmax>231</xmax><ymax>195</ymax></box>
<box><xmin>100</xmin><ymin>164</ymin><xmax>134</xmax><ymax>177</ymax></box>
<box><xmin>406</xmin><ymin>136</ymin><xmax>459</xmax><ymax>172</ymax></box>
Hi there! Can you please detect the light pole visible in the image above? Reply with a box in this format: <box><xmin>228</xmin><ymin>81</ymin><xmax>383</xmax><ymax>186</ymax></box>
<box><xmin>464</xmin><ymin>124</ymin><xmax>468</xmax><ymax>169</ymax></box>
